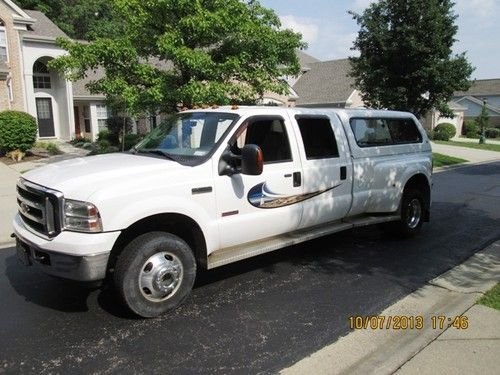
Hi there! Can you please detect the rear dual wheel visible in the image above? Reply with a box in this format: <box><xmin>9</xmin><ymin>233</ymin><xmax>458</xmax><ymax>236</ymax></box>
<box><xmin>114</xmin><ymin>232</ymin><xmax>196</xmax><ymax>318</ymax></box>
<box><xmin>382</xmin><ymin>188</ymin><xmax>425</xmax><ymax>238</ymax></box>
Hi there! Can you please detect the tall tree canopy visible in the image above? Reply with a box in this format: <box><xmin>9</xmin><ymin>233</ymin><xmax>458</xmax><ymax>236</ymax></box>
<box><xmin>349</xmin><ymin>0</ymin><xmax>474</xmax><ymax>118</ymax></box>
<box><xmin>50</xmin><ymin>0</ymin><xmax>304</xmax><ymax>114</ymax></box>
<box><xmin>14</xmin><ymin>0</ymin><xmax>124</xmax><ymax>40</ymax></box>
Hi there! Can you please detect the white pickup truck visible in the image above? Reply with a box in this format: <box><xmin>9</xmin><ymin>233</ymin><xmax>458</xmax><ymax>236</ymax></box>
<box><xmin>13</xmin><ymin>106</ymin><xmax>432</xmax><ymax>317</ymax></box>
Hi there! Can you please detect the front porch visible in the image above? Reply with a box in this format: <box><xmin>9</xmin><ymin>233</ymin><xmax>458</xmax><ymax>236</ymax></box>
<box><xmin>73</xmin><ymin>100</ymin><xmax>110</xmax><ymax>142</ymax></box>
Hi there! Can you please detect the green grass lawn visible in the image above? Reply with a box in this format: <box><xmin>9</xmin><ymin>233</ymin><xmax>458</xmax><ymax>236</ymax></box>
<box><xmin>433</xmin><ymin>153</ymin><xmax>468</xmax><ymax>168</ymax></box>
<box><xmin>478</xmin><ymin>283</ymin><xmax>500</xmax><ymax>311</ymax></box>
<box><xmin>434</xmin><ymin>140</ymin><xmax>500</xmax><ymax>152</ymax></box>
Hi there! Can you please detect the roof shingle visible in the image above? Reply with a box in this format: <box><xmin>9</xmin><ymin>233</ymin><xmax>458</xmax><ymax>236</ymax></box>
<box><xmin>454</xmin><ymin>79</ymin><xmax>500</xmax><ymax>97</ymax></box>
<box><xmin>22</xmin><ymin>10</ymin><xmax>68</xmax><ymax>40</ymax></box>
<box><xmin>293</xmin><ymin>58</ymin><xmax>355</xmax><ymax>106</ymax></box>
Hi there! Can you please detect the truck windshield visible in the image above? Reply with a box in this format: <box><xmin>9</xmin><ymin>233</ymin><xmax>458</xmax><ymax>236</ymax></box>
<box><xmin>134</xmin><ymin>112</ymin><xmax>239</xmax><ymax>164</ymax></box>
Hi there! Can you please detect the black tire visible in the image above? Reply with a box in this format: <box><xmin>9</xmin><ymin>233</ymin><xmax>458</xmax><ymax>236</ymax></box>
<box><xmin>114</xmin><ymin>231</ymin><xmax>196</xmax><ymax>318</ymax></box>
<box><xmin>395</xmin><ymin>188</ymin><xmax>425</xmax><ymax>237</ymax></box>
<box><xmin>380</xmin><ymin>188</ymin><xmax>425</xmax><ymax>238</ymax></box>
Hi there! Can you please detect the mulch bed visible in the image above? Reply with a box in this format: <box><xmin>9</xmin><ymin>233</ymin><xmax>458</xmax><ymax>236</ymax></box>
<box><xmin>0</xmin><ymin>155</ymin><xmax>44</xmax><ymax>165</ymax></box>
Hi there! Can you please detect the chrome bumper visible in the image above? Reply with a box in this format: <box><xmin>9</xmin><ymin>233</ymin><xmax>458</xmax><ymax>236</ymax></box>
<box><xmin>16</xmin><ymin>236</ymin><xmax>109</xmax><ymax>282</ymax></box>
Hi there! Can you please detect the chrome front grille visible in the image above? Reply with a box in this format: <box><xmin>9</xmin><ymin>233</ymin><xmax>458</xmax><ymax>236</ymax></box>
<box><xmin>17</xmin><ymin>179</ymin><xmax>63</xmax><ymax>238</ymax></box>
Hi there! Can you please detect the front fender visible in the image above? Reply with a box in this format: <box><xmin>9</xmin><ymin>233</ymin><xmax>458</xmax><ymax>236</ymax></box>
<box><xmin>98</xmin><ymin>196</ymin><xmax>219</xmax><ymax>254</ymax></box>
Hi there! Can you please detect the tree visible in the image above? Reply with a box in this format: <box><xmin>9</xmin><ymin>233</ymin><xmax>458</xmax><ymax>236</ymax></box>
<box><xmin>476</xmin><ymin>100</ymin><xmax>490</xmax><ymax>144</ymax></box>
<box><xmin>349</xmin><ymin>0</ymin><xmax>474</xmax><ymax>118</ymax></box>
<box><xmin>14</xmin><ymin>0</ymin><xmax>124</xmax><ymax>40</ymax></box>
<box><xmin>50</xmin><ymin>0</ymin><xmax>305</xmax><ymax>115</ymax></box>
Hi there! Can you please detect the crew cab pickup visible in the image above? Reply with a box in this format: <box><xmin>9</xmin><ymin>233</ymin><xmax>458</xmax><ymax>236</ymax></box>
<box><xmin>13</xmin><ymin>107</ymin><xmax>432</xmax><ymax>317</ymax></box>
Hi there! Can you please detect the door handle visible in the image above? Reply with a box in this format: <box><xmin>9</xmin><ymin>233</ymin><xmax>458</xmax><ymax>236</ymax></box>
<box><xmin>340</xmin><ymin>166</ymin><xmax>347</xmax><ymax>180</ymax></box>
<box><xmin>293</xmin><ymin>172</ymin><xmax>301</xmax><ymax>187</ymax></box>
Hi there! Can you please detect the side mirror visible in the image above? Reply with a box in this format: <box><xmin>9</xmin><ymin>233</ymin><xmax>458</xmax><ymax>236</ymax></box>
<box><xmin>241</xmin><ymin>144</ymin><xmax>263</xmax><ymax>175</ymax></box>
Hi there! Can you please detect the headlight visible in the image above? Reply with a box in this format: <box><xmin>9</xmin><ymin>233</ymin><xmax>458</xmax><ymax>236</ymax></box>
<box><xmin>63</xmin><ymin>199</ymin><xmax>103</xmax><ymax>233</ymax></box>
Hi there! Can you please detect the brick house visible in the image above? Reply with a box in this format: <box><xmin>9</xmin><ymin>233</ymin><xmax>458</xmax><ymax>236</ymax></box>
<box><xmin>0</xmin><ymin>0</ymin><xmax>109</xmax><ymax>141</ymax></box>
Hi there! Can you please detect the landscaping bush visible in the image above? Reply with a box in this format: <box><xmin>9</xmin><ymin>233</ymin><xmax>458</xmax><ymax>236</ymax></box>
<box><xmin>0</xmin><ymin>111</ymin><xmax>38</xmax><ymax>152</ymax></box>
<box><xmin>463</xmin><ymin>120</ymin><xmax>479</xmax><ymax>138</ymax></box>
<box><xmin>97</xmin><ymin>129</ymin><xmax>113</xmax><ymax>143</ymax></box>
<box><xmin>105</xmin><ymin>116</ymin><xmax>134</xmax><ymax>146</ymax></box>
<box><xmin>70</xmin><ymin>137</ymin><xmax>91</xmax><ymax>145</ymax></box>
<box><xmin>485</xmin><ymin>127</ymin><xmax>500</xmax><ymax>138</ymax></box>
<box><xmin>433</xmin><ymin>123</ymin><xmax>456</xmax><ymax>141</ymax></box>
<box><xmin>425</xmin><ymin>129</ymin><xmax>434</xmax><ymax>140</ymax></box>
<box><xmin>34</xmin><ymin>141</ymin><xmax>61</xmax><ymax>155</ymax></box>
<box><xmin>123</xmin><ymin>134</ymin><xmax>143</xmax><ymax>150</ymax></box>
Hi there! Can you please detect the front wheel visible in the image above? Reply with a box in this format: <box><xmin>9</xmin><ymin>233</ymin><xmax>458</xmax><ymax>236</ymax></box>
<box><xmin>113</xmin><ymin>232</ymin><xmax>196</xmax><ymax>318</ymax></box>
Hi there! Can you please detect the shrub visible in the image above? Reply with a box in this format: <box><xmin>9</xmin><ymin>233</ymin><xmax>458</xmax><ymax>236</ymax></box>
<box><xmin>485</xmin><ymin>127</ymin><xmax>500</xmax><ymax>138</ymax></box>
<box><xmin>463</xmin><ymin>120</ymin><xmax>479</xmax><ymax>138</ymax></box>
<box><xmin>123</xmin><ymin>134</ymin><xmax>143</xmax><ymax>150</ymax></box>
<box><xmin>0</xmin><ymin>111</ymin><xmax>38</xmax><ymax>152</ymax></box>
<box><xmin>97</xmin><ymin>129</ymin><xmax>113</xmax><ymax>143</ymax></box>
<box><xmin>425</xmin><ymin>129</ymin><xmax>434</xmax><ymax>140</ymax></box>
<box><xmin>106</xmin><ymin>117</ymin><xmax>133</xmax><ymax>146</ymax></box>
<box><xmin>70</xmin><ymin>137</ymin><xmax>91</xmax><ymax>145</ymax></box>
<box><xmin>433</xmin><ymin>123</ymin><xmax>456</xmax><ymax>141</ymax></box>
<box><xmin>87</xmin><ymin>140</ymin><xmax>120</xmax><ymax>155</ymax></box>
<box><xmin>46</xmin><ymin>142</ymin><xmax>61</xmax><ymax>155</ymax></box>
<box><xmin>35</xmin><ymin>141</ymin><xmax>61</xmax><ymax>155</ymax></box>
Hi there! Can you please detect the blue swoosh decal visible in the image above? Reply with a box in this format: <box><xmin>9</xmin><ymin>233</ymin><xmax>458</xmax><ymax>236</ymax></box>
<box><xmin>248</xmin><ymin>182</ymin><xmax>341</xmax><ymax>209</ymax></box>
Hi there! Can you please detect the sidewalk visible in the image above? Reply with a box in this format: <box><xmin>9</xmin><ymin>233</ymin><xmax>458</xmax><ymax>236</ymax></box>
<box><xmin>281</xmin><ymin>241</ymin><xmax>500</xmax><ymax>375</ymax></box>
<box><xmin>0</xmin><ymin>161</ymin><xmax>19</xmax><ymax>245</ymax></box>
<box><xmin>452</xmin><ymin>137</ymin><xmax>500</xmax><ymax>145</ymax></box>
<box><xmin>432</xmin><ymin>142</ymin><xmax>500</xmax><ymax>164</ymax></box>
<box><xmin>0</xmin><ymin>142</ymin><xmax>88</xmax><ymax>245</ymax></box>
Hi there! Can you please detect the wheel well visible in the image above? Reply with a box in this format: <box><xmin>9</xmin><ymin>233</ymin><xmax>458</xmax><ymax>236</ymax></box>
<box><xmin>108</xmin><ymin>213</ymin><xmax>207</xmax><ymax>272</ymax></box>
<box><xmin>404</xmin><ymin>174</ymin><xmax>431</xmax><ymax>220</ymax></box>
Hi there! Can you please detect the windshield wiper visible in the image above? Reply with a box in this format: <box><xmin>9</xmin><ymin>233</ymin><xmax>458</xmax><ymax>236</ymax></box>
<box><xmin>134</xmin><ymin>149</ymin><xmax>177</xmax><ymax>161</ymax></box>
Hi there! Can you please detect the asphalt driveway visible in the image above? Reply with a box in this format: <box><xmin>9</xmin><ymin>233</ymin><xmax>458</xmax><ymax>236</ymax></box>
<box><xmin>1</xmin><ymin>161</ymin><xmax>499</xmax><ymax>374</ymax></box>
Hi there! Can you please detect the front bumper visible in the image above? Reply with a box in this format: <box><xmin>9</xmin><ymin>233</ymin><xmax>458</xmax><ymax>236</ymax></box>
<box><xmin>13</xmin><ymin>214</ymin><xmax>120</xmax><ymax>282</ymax></box>
<box><xmin>16</xmin><ymin>237</ymin><xmax>110</xmax><ymax>281</ymax></box>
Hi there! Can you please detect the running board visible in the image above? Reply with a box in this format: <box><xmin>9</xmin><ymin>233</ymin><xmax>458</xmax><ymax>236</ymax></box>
<box><xmin>207</xmin><ymin>214</ymin><xmax>400</xmax><ymax>269</ymax></box>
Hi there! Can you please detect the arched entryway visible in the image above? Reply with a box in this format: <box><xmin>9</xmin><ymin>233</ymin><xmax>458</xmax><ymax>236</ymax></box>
<box><xmin>32</xmin><ymin>57</ymin><xmax>72</xmax><ymax>139</ymax></box>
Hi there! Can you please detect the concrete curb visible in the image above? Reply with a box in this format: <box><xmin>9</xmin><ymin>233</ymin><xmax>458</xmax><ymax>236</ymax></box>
<box><xmin>281</xmin><ymin>241</ymin><xmax>500</xmax><ymax>375</ymax></box>
<box><xmin>0</xmin><ymin>241</ymin><xmax>15</xmax><ymax>250</ymax></box>
<box><xmin>433</xmin><ymin>158</ymin><xmax>500</xmax><ymax>173</ymax></box>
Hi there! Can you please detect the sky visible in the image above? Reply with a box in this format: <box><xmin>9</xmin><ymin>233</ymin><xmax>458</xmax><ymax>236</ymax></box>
<box><xmin>260</xmin><ymin>0</ymin><xmax>500</xmax><ymax>79</ymax></box>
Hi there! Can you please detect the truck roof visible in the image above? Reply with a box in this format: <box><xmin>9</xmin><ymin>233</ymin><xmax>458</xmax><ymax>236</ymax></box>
<box><xmin>182</xmin><ymin>106</ymin><xmax>416</xmax><ymax>119</ymax></box>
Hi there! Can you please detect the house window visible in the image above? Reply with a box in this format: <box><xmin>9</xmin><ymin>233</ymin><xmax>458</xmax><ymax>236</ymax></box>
<box><xmin>0</xmin><ymin>21</ymin><xmax>8</xmax><ymax>62</ymax></box>
<box><xmin>96</xmin><ymin>104</ymin><xmax>110</xmax><ymax>131</ymax></box>
<box><xmin>83</xmin><ymin>106</ymin><xmax>91</xmax><ymax>132</ymax></box>
<box><xmin>33</xmin><ymin>61</ymin><xmax>51</xmax><ymax>89</ymax></box>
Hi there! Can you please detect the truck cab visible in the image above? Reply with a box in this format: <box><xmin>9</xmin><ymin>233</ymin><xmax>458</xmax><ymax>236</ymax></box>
<box><xmin>14</xmin><ymin>107</ymin><xmax>432</xmax><ymax>317</ymax></box>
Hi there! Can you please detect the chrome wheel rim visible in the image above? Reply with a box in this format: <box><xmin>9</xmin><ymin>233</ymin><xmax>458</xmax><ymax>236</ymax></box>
<box><xmin>139</xmin><ymin>252</ymin><xmax>183</xmax><ymax>302</ymax></box>
<box><xmin>406</xmin><ymin>198</ymin><xmax>422</xmax><ymax>229</ymax></box>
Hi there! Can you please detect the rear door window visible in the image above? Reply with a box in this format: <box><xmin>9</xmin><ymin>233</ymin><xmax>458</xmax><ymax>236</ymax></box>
<box><xmin>296</xmin><ymin>116</ymin><xmax>339</xmax><ymax>159</ymax></box>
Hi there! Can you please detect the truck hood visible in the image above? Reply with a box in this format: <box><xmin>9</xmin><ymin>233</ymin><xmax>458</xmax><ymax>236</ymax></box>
<box><xmin>23</xmin><ymin>153</ymin><xmax>189</xmax><ymax>201</ymax></box>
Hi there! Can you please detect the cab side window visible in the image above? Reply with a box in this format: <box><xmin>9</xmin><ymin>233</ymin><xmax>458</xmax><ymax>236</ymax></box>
<box><xmin>233</xmin><ymin>117</ymin><xmax>292</xmax><ymax>163</ymax></box>
<box><xmin>296</xmin><ymin>116</ymin><xmax>339</xmax><ymax>159</ymax></box>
